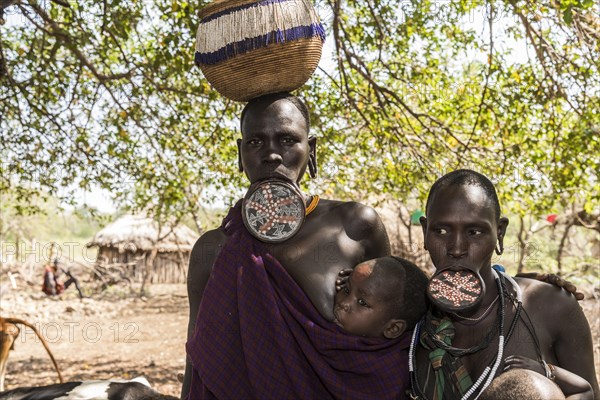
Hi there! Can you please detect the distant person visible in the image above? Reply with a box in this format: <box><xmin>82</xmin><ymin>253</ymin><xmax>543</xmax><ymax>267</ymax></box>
<box><xmin>42</xmin><ymin>259</ymin><xmax>84</xmax><ymax>299</ymax></box>
<box><xmin>333</xmin><ymin>256</ymin><xmax>428</xmax><ymax>339</ymax></box>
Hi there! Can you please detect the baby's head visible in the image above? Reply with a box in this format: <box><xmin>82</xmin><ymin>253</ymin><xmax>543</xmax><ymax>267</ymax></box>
<box><xmin>333</xmin><ymin>256</ymin><xmax>428</xmax><ymax>338</ymax></box>
<box><xmin>479</xmin><ymin>369</ymin><xmax>565</xmax><ymax>400</ymax></box>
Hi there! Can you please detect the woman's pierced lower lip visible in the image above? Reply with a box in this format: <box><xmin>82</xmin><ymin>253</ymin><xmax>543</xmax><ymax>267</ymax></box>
<box><xmin>439</xmin><ymin>264</ymin><xmax>475</xmax><ymax>272</ymax></box>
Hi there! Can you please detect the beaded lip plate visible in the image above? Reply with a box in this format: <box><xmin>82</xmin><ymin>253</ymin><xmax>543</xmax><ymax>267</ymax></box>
<box><xmin>427</xmin><ymin>269</ymin><xmax>485</xmax><ymax>313</ymax></box>
<box><xmin>242</xmin><ymin>179</ymin><xmax>306</xmax><ymax>243</ymax></box>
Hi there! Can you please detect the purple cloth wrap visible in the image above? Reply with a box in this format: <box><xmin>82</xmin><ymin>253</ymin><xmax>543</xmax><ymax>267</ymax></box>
<box><xmin>186</xmin><ymin>201</ymin><xmax>411</xmax><ymax>399</ymax></box>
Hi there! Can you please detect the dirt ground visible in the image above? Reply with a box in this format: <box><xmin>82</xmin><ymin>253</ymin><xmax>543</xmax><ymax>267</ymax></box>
<box><xmin>0</xmin><ymin>280</ymin><xmax>599</xmax><ymax>397</ymax></box>
<box><xmin>0</xmin><ymin>282</ymin><xmax>188</xmax><ymax>396</ymax></box>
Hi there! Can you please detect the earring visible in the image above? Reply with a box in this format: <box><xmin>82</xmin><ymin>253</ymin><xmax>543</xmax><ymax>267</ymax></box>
<box><xmin>308</xmin><ymin>155</ymin><xmax>317</xmax><ymax>179</ymax></box>
<box><xmin>495</xmin><ymin>243</ymin><xmax>504</xmax><ymax>255</ymax></box>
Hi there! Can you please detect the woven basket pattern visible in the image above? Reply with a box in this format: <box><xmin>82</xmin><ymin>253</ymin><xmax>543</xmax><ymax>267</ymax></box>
<box><xmin>195</xmin><ymin>0</ymin><xmax>324</xmax><ymax>102</ymax></box>
<box><xmin>201</xmin><ymin>37</ymin><xmax>322</xmax><ymax>102</ymax></box>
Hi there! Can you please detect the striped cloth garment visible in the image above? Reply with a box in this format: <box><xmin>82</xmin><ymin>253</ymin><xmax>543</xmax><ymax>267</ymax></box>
<box><xmin>186</xmin><ymin>200</ymin><xmax>412</xmax><ymax>399</ymax></box>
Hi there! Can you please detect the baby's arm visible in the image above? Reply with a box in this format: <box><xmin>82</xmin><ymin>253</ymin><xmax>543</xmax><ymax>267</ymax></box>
<box><xmin>516</xmin><ymin>272</ymin><xmax>584</xmax><ymax>300</ymax></box>
<box><xmin>504</xmin><ymin>355</ymin><xmax>593</xmax><ymax>399</ymax></box>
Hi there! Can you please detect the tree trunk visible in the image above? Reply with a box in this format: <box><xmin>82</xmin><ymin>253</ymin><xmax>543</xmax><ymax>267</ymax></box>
<box><xmin>516</xmin><ymin>216</ymin><xmax>528</xmax><ymax>274</ymax></box>
<box><xmin>557</xmin><ymin>221</ymin><xmax>575</xmax><ymax>276</ymax></box>
<box><xmin>140</xmin><ymin>248</ymin><xmax>158</xmax><ymax>296</ymax></box>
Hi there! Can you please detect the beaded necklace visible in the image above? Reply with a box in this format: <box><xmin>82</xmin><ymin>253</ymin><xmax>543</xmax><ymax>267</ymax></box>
<box><xmin>305</xmin><ymin>195</ymin><xmax>320</xmax><ymax>215</ymax></box>
<box><xmin>409</xmin><ymin>269</ymin><xmax>523</xmax><ymax>400</ymax></box>
<box><xmin>451</xmin><ymin>295</ymin><xmax>499</xmax><ymax>325</ymax></box>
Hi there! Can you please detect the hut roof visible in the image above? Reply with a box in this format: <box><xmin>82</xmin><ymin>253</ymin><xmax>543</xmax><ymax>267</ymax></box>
<box><xmin>88</xmin><ymin>215</ymin><xmax>199</xmax><ymax>253</ymax></box>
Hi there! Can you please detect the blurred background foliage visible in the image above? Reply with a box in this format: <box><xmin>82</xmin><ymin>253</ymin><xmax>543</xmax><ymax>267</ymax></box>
<box><xmin>1</xmin><ymin>0</ymin><xmax>598</xmax><ymax>275</ymax></box>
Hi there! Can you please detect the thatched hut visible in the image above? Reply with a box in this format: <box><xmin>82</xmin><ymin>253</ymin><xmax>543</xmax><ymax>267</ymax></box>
<box><xmin>88</xmin><ymin>215</ymin><xmax>199</xmax><ymax>284</ymax></box>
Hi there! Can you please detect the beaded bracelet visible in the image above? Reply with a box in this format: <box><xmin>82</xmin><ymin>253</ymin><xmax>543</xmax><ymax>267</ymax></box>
<box><xmin>542</xmin><ymin>360</ymin><xmax>557</xmax><ymax>381</ymax></box>
<box><xmin>548</xmin><ymin>363</ymin><xmax>556</xmax><ymax>381</ymax></box>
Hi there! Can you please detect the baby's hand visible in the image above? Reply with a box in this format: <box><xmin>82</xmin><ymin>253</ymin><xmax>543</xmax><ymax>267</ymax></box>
<box><xmin>335</xmin><ymin>269</ymin><xmax>353</xmax><ymax>292</ymax></box>
<box><xmin>504</xmin><ymin>355</ymin><xmax>545</xmax><ymax>376</ymax></box>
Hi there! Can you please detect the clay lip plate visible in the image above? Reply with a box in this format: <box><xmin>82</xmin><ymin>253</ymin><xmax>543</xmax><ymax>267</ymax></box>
<box><xmin>427</xmin><ymin>269</ymin><xmax>484</xmax><ymax>312</ymax></box>
<box><xmin>242</xmin><ymin>180</ymin><xmax>305</xmax><ymax>243</ymax></box>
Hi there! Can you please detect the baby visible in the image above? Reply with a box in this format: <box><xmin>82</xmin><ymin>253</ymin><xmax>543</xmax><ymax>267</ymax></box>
<box><xmin>480</xmin><ymin>367</ymin><xmax>593</xmax><ymax>400</ymax></box>
<box><xmin>333</xmin><ymin>256</ymin><xmax>429</xmax><ymax>338</ymax></box>
<box><xmin>479</xmin><ymin>368</ymin><xmax>566</xmax><ymax>400</ymax></box>
<box><xmin>333</xmin><ymin>256</ymin><xmax>593</xmax><ymax>399</ymax></box>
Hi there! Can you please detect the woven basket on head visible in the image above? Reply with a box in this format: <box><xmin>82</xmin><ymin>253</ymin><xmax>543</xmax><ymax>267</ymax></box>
<box><xmin>195</xmin><ymin>0</ymin><xmax>325</xmax><ymax>102</ymax></box>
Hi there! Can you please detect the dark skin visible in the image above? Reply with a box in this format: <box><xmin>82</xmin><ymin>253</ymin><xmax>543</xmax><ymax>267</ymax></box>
<box><xmin>333</xmin><ymin>260</ymin><xmax>406</xmax><ymax>339</ymax></box>
<box><xmin>504</xmin><ymin>355</ymin><xmax>593</xmax><ymax>399</ymax></box>
<box><xmin>181</xmin><ymin>97</ymin><xmax>390</xmax><ymax>398</ymax></box>
<box><xmin>480</xmin><ymin>369</ymin><xmax>567</xmax><ymax>400</ymax></box>
<box><xmin>416</xmin><ymin>184</ymin><xmax>599</xmax><ymax>398</ymax></box>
